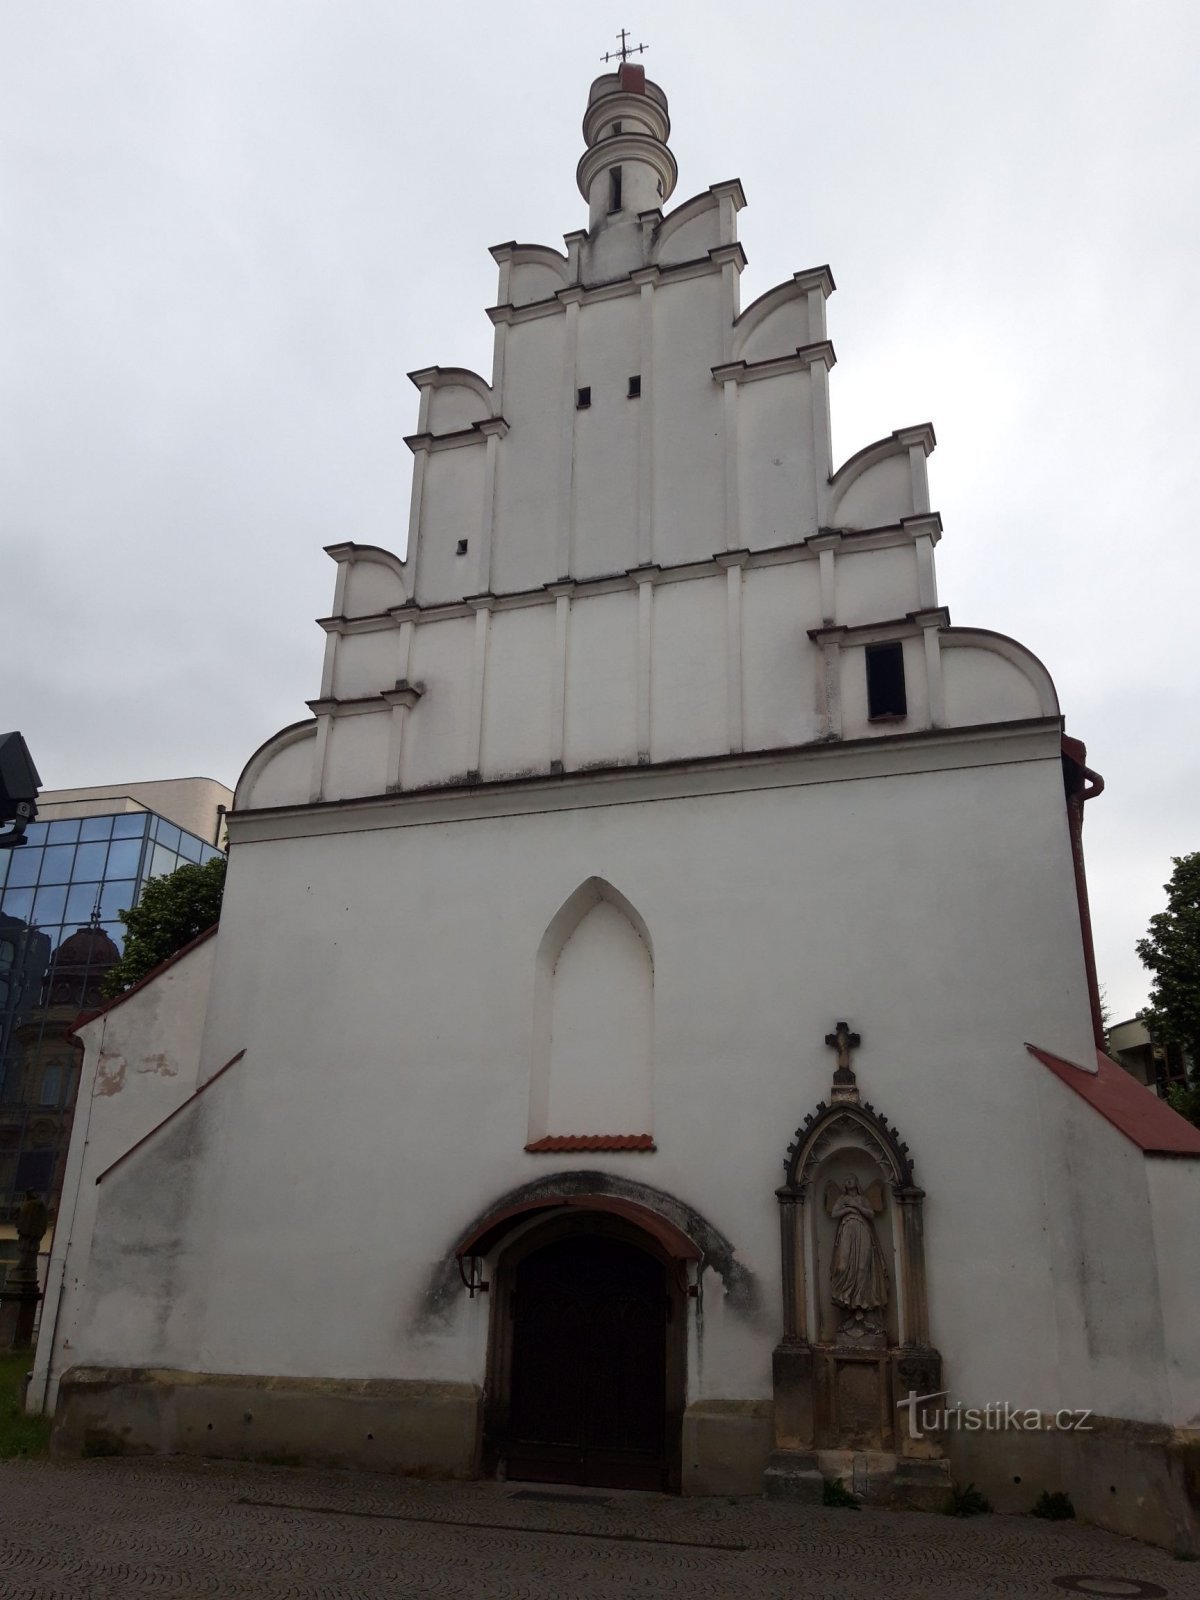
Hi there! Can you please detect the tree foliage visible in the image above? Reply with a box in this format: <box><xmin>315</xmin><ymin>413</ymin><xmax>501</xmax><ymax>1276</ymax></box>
<box><xmin>100</xmin><ymin>855</ymin><xmax>226</xmax><ymax>999</ymax></box>
<box><xmin>1136</xmin><ymin>852</ymin><xmax>1200</xmax><ymax>1125</ymax></box>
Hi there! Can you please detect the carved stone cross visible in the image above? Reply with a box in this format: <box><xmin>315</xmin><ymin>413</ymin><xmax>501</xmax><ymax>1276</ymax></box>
<box><xmin>825</xmin><ymin>1021</ymin><xmax>861</xmax><ymax>1103</ymax></box>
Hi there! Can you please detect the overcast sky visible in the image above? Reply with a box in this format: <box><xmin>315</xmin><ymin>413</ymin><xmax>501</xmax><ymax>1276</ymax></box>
<box><xmin>2</xmin><ymin>1</ymin><xmax>1197</xmax><ymax>1020</ymax></box>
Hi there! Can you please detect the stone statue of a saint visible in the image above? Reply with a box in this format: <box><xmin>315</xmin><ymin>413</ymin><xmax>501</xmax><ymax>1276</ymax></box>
<box><xmin>825</xmin><ymin>1175</ymin><xmax>888</xmax><ymax>1343</ymax></box>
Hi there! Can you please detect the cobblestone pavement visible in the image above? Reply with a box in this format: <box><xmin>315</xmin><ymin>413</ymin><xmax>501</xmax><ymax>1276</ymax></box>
<box><xmin>0</xmin><ymin>1458</ymin><xmax>1195</xmax><ymax>1599</ymax></box>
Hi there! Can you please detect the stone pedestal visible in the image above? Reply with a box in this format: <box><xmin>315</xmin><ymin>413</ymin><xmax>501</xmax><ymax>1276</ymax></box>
<box><xmin>0</xmin><ymin>1288</ymin><xmax>40</xmax><ymax>1352</ymax></box>
<box><xmin>767</xmin><ymin>1338</ymin><xmax>950</xmax><ymax>1509</ymax></box>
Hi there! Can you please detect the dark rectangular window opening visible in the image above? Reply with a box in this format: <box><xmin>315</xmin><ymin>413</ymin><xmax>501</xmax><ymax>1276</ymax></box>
<box><xmin>456</xmin><ymin>538</ymin><xmax>469</xmax><ymax>555</ymax></box>
<box><xmin>576</xmin><ymin>386</ymin><xmax>591</xmax><ymax>409</ymax></box>
<box><xmin>608</xmin><ymin>166</ymin><xmax>622</xmax><ymax>214</ymax></box>
<box><xmin>627</xmin><ymin>374</ymin><xmax>641</xmax><ymax>398</ymax></box>
<box><xmin>866</xmin><ymin>641</ymin><xmax>907</xmax><ymax>720</ymax></box>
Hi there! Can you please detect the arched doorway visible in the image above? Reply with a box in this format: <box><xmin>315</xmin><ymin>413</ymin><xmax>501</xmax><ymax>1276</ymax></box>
<box><xmin>484</xmin><ymin>1212</ymin><xmax>686</xmax><ymax>1491</ymax></box>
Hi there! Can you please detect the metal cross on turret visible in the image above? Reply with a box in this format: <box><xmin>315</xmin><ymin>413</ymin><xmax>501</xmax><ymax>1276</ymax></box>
<box><xmin>825</xmin><ymin>1020</ymin><xmax>862</xmax><ymax>1103</ymax></box>
<box><xmin>602</xmin><ymin>28</ymin><xmax>648</xmax><ymax>65</ymax></box>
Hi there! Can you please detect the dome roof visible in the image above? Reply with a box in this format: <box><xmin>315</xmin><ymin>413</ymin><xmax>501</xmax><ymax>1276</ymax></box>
<box><xmin>54</xmin><ymin>924</ymin><xmax>120</xmax><ymax>968</ymax></box>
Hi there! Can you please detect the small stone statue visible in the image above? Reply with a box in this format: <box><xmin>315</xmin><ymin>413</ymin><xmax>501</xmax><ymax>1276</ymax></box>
<box><xmin>825</xmin><ymin>1175</ymin><xmax>888</xmax><ymax>1343</ymax></box>
<box><xmin>13</xmin><ymin>1191</ymin><xmax>47</xmax><ymax>1288</ymax></box>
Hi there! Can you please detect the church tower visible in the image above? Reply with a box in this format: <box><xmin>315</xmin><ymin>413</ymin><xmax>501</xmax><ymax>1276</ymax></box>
<box><xmin>37</xmin><ymin>53</ymin><xmax>1200</xmax><ymax>1550</ymax></box>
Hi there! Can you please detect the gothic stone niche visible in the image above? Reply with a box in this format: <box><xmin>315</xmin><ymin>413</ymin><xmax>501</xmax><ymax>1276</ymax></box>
<box><xmin>768</xmin><ymin>1055</ymin><xmax>948</xmax><ymax>1506</ymax></box>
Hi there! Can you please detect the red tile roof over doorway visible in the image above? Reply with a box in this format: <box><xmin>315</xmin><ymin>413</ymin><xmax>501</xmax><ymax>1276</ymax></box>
<box><xmin>524</xmin><ymin>1134</ymin><xmax>656</xmax><ymax>1153</ymax></box>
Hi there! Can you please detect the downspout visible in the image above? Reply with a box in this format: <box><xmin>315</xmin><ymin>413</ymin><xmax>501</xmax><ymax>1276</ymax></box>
<box><xmin>30</xmin><ymin>1012</ymin><xmax>105</xmax><ymax>1416</ymax></box>
<box><xmin>1061</xmin><ymin>734</ymin><xmax>1106</xmax><ymax>1051</ymax></box>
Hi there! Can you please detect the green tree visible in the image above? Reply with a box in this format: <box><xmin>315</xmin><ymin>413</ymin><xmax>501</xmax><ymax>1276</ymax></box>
<box><xmin>1136</xmin><ymin>852</ymin><xmax>1200</xmax><ymax>1126</ymax></box>
<box><xmin>100</xmin><ymin>855</ymin><xmax>226</xmax><ymax>999</ymax></box>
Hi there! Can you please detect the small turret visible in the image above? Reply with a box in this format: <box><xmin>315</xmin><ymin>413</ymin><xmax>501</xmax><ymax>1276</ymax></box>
<box><xmin>576</xmin><ymin>62</ymin><xmax>677</xmax><ymax>231</ymax></box>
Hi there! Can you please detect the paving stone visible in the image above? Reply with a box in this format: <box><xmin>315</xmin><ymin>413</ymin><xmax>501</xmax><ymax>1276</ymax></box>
<box><xmin>0</xmin><ymin>1458</ymin><xmax>1194</xmax><ymax>1599</ymax></box>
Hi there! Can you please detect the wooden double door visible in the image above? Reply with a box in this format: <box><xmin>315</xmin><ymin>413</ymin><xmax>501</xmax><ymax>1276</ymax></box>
<box><xmin>501</xmin><ymin>1230</ymin><xmax>677</xmax><ymax>1491</ymax></box>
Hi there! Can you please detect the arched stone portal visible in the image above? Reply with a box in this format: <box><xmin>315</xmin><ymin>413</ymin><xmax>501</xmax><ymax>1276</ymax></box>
<box><xmin>482</xmin><ymin>1209</ymin><xmax>688</xmax><ymax>1491</ymax></box>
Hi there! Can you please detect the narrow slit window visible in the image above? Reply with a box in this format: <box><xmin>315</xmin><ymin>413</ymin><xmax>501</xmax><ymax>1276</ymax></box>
<box><xmin>627</xmin><ymin>374</ymin><xmax>641</xmax><ymax>398</ymax></box>
<box><xmin>576</xmin><ymin>386</ymin><xmax>591</xmax><ymax>409</ymax></box>
<box><xmin>608</xmin><ymin>166</ymin><xmax>622</xmax><ymax>213</ymax></box>
<box><xmin>866</xmin><ymin>642</ymin><xmax>907</xmax><ymax>720</ymax></box>
<box><xmin>456</xmin><ymin>539</ymin><xmax>469</xmax><ymax>555</ymax></box>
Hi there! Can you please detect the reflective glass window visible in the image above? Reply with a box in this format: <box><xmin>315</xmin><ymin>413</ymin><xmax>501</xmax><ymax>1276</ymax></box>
<box><xmin>39</xmin><ymin>844</ymin><xmax>75</xmax><ymax>884</ymax></box>
<box><xmin>33</xmin><ymin>885</ymin><xmax>68</xmax><ymax>927</ymax></box>
<box><xmin>155</xmin><ymin>820</ymin><xmax>181</xmax><ymax>853</ymax></box>
<box><xmin>177</xmin><ymin>831</ymin><xmax>202</xmax><ymax>864</ymax></box>
<box><xmin>1</xmin><ymin>888</ymin><xmax>34</xmax><ymax>923</ymax></box>
<box><xmin>23</xmin><ymin>822</ymin><xmax>47</xmax><ymax>846</ymax></box>
<box><xmin>39</xmin><ymin>1066</ymin><xmax>61</xmax><ymax>1107</ymax></box>
<box><xmin>72</xmin><ymin>841</ymin><xmax>108</xmax><ymax>881</ymax></box>
<box><xmin>4</xmin><ymin>848</ymin><xmax>41</xmax><ymax>889</ymax></box>
<box><xmin>105</xmin><ymin>838</ymin><xmax>143</xmax><ymax>878</ymax></box>
<box><xmin>112</xmin><ymin>813</ymin><xmax>147</xmax><ymax>839</ymax></box>
<box><xmin>64</xmin><ymin>882</ymin><xmax>99</xmax><ymax>924</ymax></box>
<box><xmin>200</xmin><ymin>844</ymin><xmax>221</xmax><ymax>864</ymax></box>
<box><xmin>79</xmin><ymin>816</ymin><xmax>113</xmax><ymax>842</ymax></box>
<box><xmin>149</xmin><ymin>843</ymin><xmax>178</xmax><ymax>880</ymax></box>
<box><xmin>98</xmin><ymin>880</ymin><xmax>136</xmax><ymax>921</ymax></box>
<box><xmin>102</xmin><ymin>921</ymin><xmax>125</xmax><ymax>953</ymax></box>
<box><xmin>46</xmin><ymin>819</ymin><xmax>81</xmax><ymax>843</ymax></box>
<box><xmin>0</xmin><ymin>853</ymin><xmax>6</xmax><ymax>888</ymax></box>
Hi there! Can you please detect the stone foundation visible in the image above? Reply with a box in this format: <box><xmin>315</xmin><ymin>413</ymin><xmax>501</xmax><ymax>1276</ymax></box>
<box><xmin>945</xmin><ymin>1414</ymin><xmax>1200</xmax><ymax>1557</ymax></box>
<box><xmin>764</xmin><ymin>1448</ymin><xmax>951</xmax><ymax>1510</ymax></box>
<box><xmin>51</xmin><ymin>1368</ymin><xmax>482</xmax><ymax>1479</ymax></box>
<box><xmin>681</xmin><ymin>1399</ymin><xmax>772</xmax><ymax>1495</ymax></box>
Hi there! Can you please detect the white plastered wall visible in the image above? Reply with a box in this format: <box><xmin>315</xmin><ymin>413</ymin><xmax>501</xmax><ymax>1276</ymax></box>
<box><xmin>60</xmin><ymin>743</ymin><xmax>1181</xmax><ymax>1427</ymax></box>
<box><xmin>30</xmin><ymin>933</ymin><xmax>217</xmax><ymax>1414</ymax></box>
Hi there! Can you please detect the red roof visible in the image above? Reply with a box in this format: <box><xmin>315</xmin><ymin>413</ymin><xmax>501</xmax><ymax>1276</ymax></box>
<box><xmin>525</xmin><ymin>1134</ymin><xmax>656</xmax><ymax>1153</ymax></box>
<box><xmin>1027</xmin><ymin>1043</ymin><xmax>1200</xmax><ymax>1157</ymax></box>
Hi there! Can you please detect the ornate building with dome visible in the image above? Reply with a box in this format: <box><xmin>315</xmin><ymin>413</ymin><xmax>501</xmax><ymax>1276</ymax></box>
<box><xmin>31</xmin><ymin>62</ymin><xmax>1200</xmax><ymax>1550</ymax></box>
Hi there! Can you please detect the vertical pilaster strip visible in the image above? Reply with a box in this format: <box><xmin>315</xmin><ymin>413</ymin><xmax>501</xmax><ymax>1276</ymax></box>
<box><xmin>810</xmin><ymin>532</ymin><xmax>841</xmax><ymax>624</ymax></box>
<box><xmin>548</xmin><ymin>584</ymin><xmax>572</xmax><ymax>773</ymax></box>
<box><xmin>896</xmin><ymin>425</ymin><xmax>935</xmax><ymax>516</ymax></box>
<box><xmin>476</xmin><ymin>420</ymin><xmax>507</xmax><ymax>595</ymax></box>
<box><xmin>722</xmin><ymin>379</ymin><xmax>739</xmax><ymax>549</ymax></box>
<box><xmin>823</xmin><ymin>639</ymin><xmax>843</xmax><ymax>740</ymax></box>
<box><xmin>308</xmin><ymin>710</ymin><xmax>333</xmax><ymax>804</ymax></box>
<box><xmin>809</xmin><ymin>627</ymin><xmax>846</xmax><ymax>742</ymax></box>
<box><xmin>914</xmin><ymin>532</ymin><xmax>939</xmax><ymax>610</ymax></box>
<box><xmin>318</xmin><ymin>630</ymin><xmax>338</xmax><ymax>702</ymax></box>
<box><xmin>720</xmin><ymin>259</ymin><xmax>740</xmax><ymax>353</ymax></box>
<box><xmin>381</xmin><ymin>618</ymin><xmax>419</xmax><ymax>792</ymax></box>
<box><xmin>383</xmin><ymin>680</ymin><xmax>423</xmax><ymax>793</ymax></box>
<box><xmin>911</xmin><ymin>605</ymin><xmax>949</xmax><ymax>731</ymax></box>
<box><xmin>632</xmin><ymin>569</ymin><xmax>657</xmax><ymax>762</ymax></box>
<box><xmin>404</xmin><ymin>447</ymin><xmax>428</xmax><ymax>598</ymax></box>
<box><xmin>635</xmin><ymin>271</ymin><xmax>656</xmax><ymax>565</ymax></box>
<box><xmin>923</xmin><ymin>626</ymin><xmax>945</xmax><ymax>729</ymax></box>
<box><xmin>716</xmin><ymin>551</ymin><xmax>747</xmax><ymax>753</ymax></box>
<box><xmin>557</xmin><ymin>291</ymin><xmax>584</xmax><ymax>578</ymax></box>
<box><xmin>908</xmin><ymin>443</ymin><xmax>930</xmax><ymax>514</ymax></box>
<box><xmin>807</xmin><ymin>351</ymin><xmax>835</xmax><ymax>529</ymax></box>
<box><xmin>490</xmin><ymin>319</ymin><xmax>508</xmax><ymax>414</ymax></box>
<box><xmin>467</xmin><ymin>599</ymin><xmax>492</xmax><ymax>780</ymax></box>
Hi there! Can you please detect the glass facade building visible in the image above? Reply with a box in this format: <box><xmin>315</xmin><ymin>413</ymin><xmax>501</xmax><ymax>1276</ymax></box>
<box><xmin>0</xmin><ymin>809</ymin><xmax>224</xmax><ymax>1233</ymax></box>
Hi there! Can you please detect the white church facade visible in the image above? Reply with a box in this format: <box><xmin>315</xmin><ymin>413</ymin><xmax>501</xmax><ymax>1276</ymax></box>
<box><xmin>32</xmin><ymin>62</ymin><xmax>1200</xmax><ymax>1549</ymax></box>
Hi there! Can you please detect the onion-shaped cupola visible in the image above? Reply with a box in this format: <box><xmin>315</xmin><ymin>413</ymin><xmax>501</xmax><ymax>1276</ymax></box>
<box><xmin>576</xmin><ymin>61</ymin><xmax>678</xmax><ymax>230</ymax></box>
